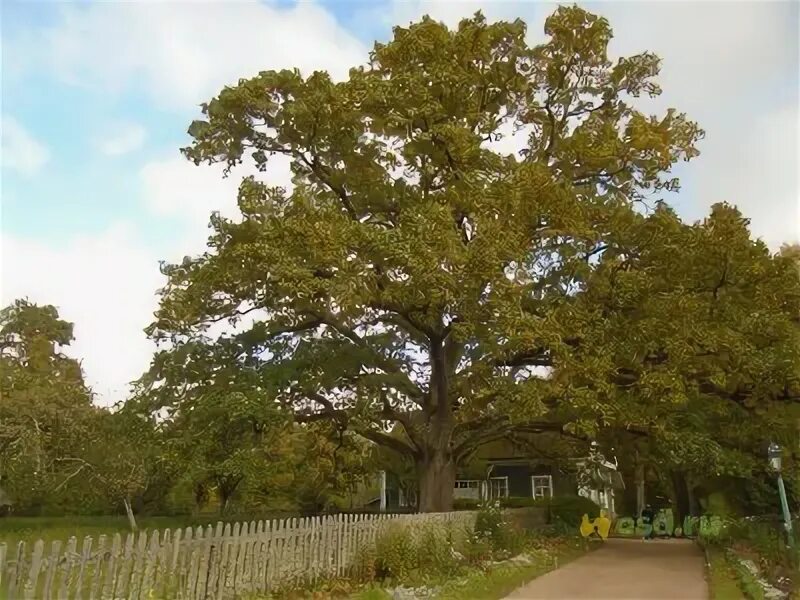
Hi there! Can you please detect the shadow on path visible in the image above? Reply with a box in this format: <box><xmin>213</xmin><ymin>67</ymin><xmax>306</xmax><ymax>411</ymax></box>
<box><xmin>505</xmin><ymin>538</ymin><xmax>708</xmax><ymax>599</ymax></box>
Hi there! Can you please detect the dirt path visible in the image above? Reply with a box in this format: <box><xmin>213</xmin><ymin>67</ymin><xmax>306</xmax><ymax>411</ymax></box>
<box><xmin>505</xmin><ymin>538</ymin><xmax>708</xmax><ymax>599</ymax></box>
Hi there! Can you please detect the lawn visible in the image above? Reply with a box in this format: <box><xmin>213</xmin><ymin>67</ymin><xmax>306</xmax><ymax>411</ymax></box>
<box><xmin>432</xmin><ymin>539</ymin><xmax>590</xmax><ymax>600</ymax></box>
<box><xmin>346</xmin><ymin>537</ymin><xmax>591</xmax><ymax>600</ymax></box>
<box><xmin>705</xmin><ymin>545</ymin><xmax>747</xmax><ymax>600</ymax></box>
<box><xmin>0</xmin><ymin>512</ymin><xmax>300</xmax><ymax>550</ymax></box>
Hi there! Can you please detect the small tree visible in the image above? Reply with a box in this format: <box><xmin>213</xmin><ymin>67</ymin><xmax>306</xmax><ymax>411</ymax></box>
<box><xmin>0</xmin><ymin>300</ymin><xmax>99</xmax><ymax>513</ymax></box>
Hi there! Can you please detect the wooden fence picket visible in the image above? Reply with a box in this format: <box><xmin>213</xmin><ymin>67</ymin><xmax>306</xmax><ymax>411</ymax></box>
<box><xmin>2</xmin><ymin>508</ymin><xmax>491</xmax><ymax>599</ymax></box>
<box><xmin>8</xmin><ymin>541</ymin><xmax>25</xmax><ymax>600</ymax></box>
<box><xmin>23</xmin><ymin>538</ymin><xmax>43</xmax><ymax>600</ymax></box>
<box><xmin>74</xmin><ymin>536</ymin><xmax>92</xmax><ymax>599</ymax></box>
<box><xmin>57</xmin><ymin>536</ymin><xmax>77</xmax><ymax>600</ymax></box>
<box><xmin>265</xmin><ymin>519</ymin><xmax>277</xmax><ymax>592</ymax></box>
<box><xmin>41</xmin><ymin>540</ymin><xmax>62</xmax><ymax>600</ymax></box>
<box><xmin>111</xmin><ymin>533</ymin><xmax>133</xmax><ymax>600</ymax></box>
<box><xmin>139</xmin><ymin>530</ymin><xmax>159</xmax><ymax>599</ymax></box>
<box><xmin>127</xmin><ymin>531</ymin><xmax>147</xmax><ymax>600</ymax></box>
<box><xmin>88</xmin><ymin>535</ymin><xmax>106</xmax><ymax>600</ymax></box>
<box><xmin>215</xmin><ymin>523</ymin><xmax>231</xmax><ymax>600</ymax></box>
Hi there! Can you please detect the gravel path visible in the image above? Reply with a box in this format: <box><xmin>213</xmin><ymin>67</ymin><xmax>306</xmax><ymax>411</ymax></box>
<box><xmin>505</xmin><ymin>538</ymin><xmax>708</xmax><ymax>599</ymax></box>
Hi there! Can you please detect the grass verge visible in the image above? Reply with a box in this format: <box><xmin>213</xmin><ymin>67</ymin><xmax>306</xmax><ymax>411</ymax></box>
<box><xmin>343</xmin><ymin>537</ymin><xmax>590</xmax><ymax>600</ymax></box>
<box><xmin>705</xmin><ymin>544</ymin><xmax>753</xmax><ymax>600</ymax></box>
<box><xmin>432</xmin><ymin>540</ymin><xmax>589</xmax><ymax>600</ymax></box>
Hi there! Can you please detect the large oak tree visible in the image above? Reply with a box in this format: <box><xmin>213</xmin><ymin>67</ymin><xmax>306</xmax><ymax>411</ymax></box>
<box><xmin>142</xmin><ymin>7</ymin><xmax>798</xmax><ymax>511</ymax></box>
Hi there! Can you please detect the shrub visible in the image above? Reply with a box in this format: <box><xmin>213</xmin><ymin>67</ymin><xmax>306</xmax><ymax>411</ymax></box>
<box><xmin>541</xmin><ymin>495</ymin><xmax>601</xmax><ymax>525</ymax></box>
<box><xmin>473</xmin><ymin>501</ymin><xmax>529</xmax><ymax>560</ymax></box>
<box><xmin>491</xmin><ymin>525</ymin><xmax>528</xmax><ymax>559</ymax></box>
<box><xmin>373</xmin><ymin>522</ymin><xmax>463</xmax><ymax>583</ymax></box>
<box><xmin>462</xmin><ymin>530</ymin><xmax>493</xmax><ymax>565</ymax></box>
<box><xmin>375</xmin><ymin>524</ymin><xmax>417</xmax><ymax>580</ymax></box>
<box><xmin>500</xmin><ymin>497</ymin><xmax>539</xmax><ymax>508</ymax></box>
<box><xmin>475</xmin><ymin>501</ymin><xmax>505</xmax><ymax>541</ymax></box>
<box><xmin>416</xmin><ymin>524</ymin><xmax>461</xmax><ymax>576</ymax></box>
<box><xmin>453</xmin><ymin>498</ymin><xmax>481</xmax><ymax>511</ymax></box>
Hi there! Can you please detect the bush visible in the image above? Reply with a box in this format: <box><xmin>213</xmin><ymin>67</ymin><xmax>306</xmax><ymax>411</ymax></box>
<box><xmin>499</xmin><ymin>497</ymin><xmax>540</xmax><ymax>508</ymax></box>
<box><xmin>475</xmin><ymin>501</ymin><xmax>505</xmax><ymax>541</ymax></box>
<box><xmin>541</xmin><ymin>495</ymin><xmax>601</xmax><ymax>525</ymax></box>
<box><xmin>375</xmin><ymin>524</ymin><xmax>418</xmax><ymax>580</ymax></box>
<box><xmin>453</xmin><ymin>498</ymin><xmax>481</xmax><ymax>511</ymax></box>
<box><xmin>373</xmin><ymin>522</ymin><xmax>462</xmax><ymax>582</ymax></box>
<box><xmin>416</xmin><ymin>524</ymin><xmax>461</xmax><ymax>576</ymax></box>
<box><xmin>462</xmin><ymin>529</ymin><xmax>493</xmax><ymax>565</ymax></box>
<box><xmin>473</xmin><ymin>501</ymin><xmax>529</xmax><ymax>560</ymax></box>
<box><xmin>492</xmin><ymin>525</ymin><xmax>528</xmax><ymax>559</ymax></box>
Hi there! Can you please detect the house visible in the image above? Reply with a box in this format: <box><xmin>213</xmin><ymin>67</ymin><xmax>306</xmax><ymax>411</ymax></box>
<box><xmin>381</xmin><ymin>435</ymin><xmax>624</xmax><ymax>514</ymax></box>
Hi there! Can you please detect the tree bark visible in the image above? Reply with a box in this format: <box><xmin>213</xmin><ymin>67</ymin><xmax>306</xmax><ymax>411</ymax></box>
<box><xmin>123</xmin><ymin>497</ymin><xmax>138</xmax><ymax>532</ymax></box>
<box><xmin>635</xmin><ymin>461</ymin><xmax>645</xmax><ymax>518</ymax></box>
<box><xmin>687</xmin><ymin>475</ymin><xmax>699</xmax><ymax>517</ymax></box>
<box><xmin>414</xmin><ymin>336</ymin><xmax>457</xmax><ymax>513</ymax></box>
<box><xmin>670</xmin><ymin>471</ymin><xmax>690</xmax><ymax>525</ymax></box>
<box><xmin>416</xmin><ymin>450</ymin><xmax>456</xmax><ymax>512</ymax></box>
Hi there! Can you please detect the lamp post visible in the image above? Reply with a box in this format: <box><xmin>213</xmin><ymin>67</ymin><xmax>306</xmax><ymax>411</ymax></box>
<box><xmin>768</xmin><ymin>442</ymin><xmax>795</xmax><ymax>549</ymax></box>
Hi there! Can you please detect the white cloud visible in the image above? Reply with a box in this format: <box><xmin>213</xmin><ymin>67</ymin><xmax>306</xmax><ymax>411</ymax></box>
<box><xmin>1</xmin><ymin>224</ymin><xmax>164</xmax><ymax>406</ymax></box>
<box><xmin>3</xmin><ymin>0</ymin><xmax>364</xmax><ymax>407</ymax></box>
<box><xmin>95</xmin><ymin>122</ymin><xmax>147</xmax><ymax>156</ymax></box>
<box><xmin>696</xmin><ymin>102</ymin><xmax>800</xmax><ymax>249</ymax></box>
<box><xmin>1</xmin><ymin>116</ymin><xmax>50</xmax><ymax>176</ymax></box>
<box><xmin>140</xmin><ymin>152</ymin><xmax>293</xmax><ymax>258</ymax></box>
<box><xmin>39</xmin><ymin>1</ymin><xmax>368</xmax><ymax>111</ymax></box>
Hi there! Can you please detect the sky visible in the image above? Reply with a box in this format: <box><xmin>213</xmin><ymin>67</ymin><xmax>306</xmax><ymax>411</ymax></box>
<box><xmin>1</xmin><ymin>0</ymin><xmax>798</xmax><ymax>406</ymax></box>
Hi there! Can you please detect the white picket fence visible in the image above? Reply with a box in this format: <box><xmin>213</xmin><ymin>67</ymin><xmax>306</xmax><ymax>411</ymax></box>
<box><xmin>0</xmin><ymin>511</ymin><xmax>477</xmax><ymax>599</ymax></box>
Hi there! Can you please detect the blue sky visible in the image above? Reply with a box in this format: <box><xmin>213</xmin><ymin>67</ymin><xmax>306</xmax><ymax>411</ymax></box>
<box><xmin>2</xmin><ymin>0</ymin><xmax>798</xmax><ymax>405</ymax></box>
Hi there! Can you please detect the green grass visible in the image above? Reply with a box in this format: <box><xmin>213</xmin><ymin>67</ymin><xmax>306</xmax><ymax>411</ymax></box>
<box><xmin>706</xmin><ymin>545</ymin><xmax>751</xmax><ymax>600</ymax></box>
<box><xmin>348</xmin><ymin>538</ymin><xmax>589</xmax><ymax>600</ymax></box>
<box><xmin>0</xmin><ymin>513</ymin><xmax>302</xmax><ymax>550</ymax></box>
<box><xmin>433</xmin><ymin>542</ymin><xmax>588</xmax><ymax>600</ymax></box>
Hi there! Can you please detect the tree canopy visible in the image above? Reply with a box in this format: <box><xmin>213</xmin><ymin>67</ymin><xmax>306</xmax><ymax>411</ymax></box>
<box><xmin>138</xmin><ymin>6</ymin><xmax>799</xmax><ymax>512</ymax></box>
<box><xmin>0</xmin><ymin>300</ymin><xmax>98</xmax><ymax>511</ymax></box>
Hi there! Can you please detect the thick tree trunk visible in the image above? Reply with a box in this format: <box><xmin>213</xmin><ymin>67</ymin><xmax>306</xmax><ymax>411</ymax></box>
<box><xmin>417</xmin><ymin>451</ymin><xmax>456</xmax><ymax>513</ymax></box>
<box><xmin>635</xmin><ymin>462</ymin><xmax>645</xmax><ymax>518</ymax></box>
<box><xmin>687</xmin><ymin>476</ymin><xmax>699</xmax><ymax>517</ymax></box>
<box><xmin>671</xmin><ymin>471</ymin><xmax>690</xmax><ymax>525</ymax></box>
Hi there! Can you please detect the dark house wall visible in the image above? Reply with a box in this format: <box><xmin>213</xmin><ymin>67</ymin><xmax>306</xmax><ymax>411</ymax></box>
<box><xmin>553</xmin><ymin>471</ymin><xmax>578</xmax><ymax>496</ymax></box>
<box><xmin>491</xmin><ymin>465</ymin><xmax>533</xmax><ymax>497</ymax></box>
<box><xmin>488</xmin><ymin>464</ymin><xmax>579</xmax><ymax>498</ymax></box>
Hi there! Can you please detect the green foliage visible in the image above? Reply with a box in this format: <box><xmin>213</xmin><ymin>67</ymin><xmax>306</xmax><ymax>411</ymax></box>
<box><xmin>139</xmin><ymin>5</ymin><xmax>737</xmax><ymax>512</ymax></box>
<box><xmin>372</xmin><ymin>523</ymin><xmax>461</xmax><ymax>583</ymax></box>
<box><xmin>726</xmin><ymin>550</ymin><xmax>767</xmax><ymax>600</ymax></box>
<box><xmin>462</xmin><ymin>530</ymin><xmax>494</xmax><ymax>565</ymax></box>
<box><xmin>716</xmin><ymin>518</ymin><xmax>798</xmax><ymax>585</ymax></box>
<box><xmin>475</xmin><ymin>502</ymin><xmax>505</xmax><ymax>541</ymax></box>
<box><xmin>435</xmin><ymin>535</ymin><xmax>589</xmax><ymax>600</ymax></box>
<box><xmin>706</xmin><ymin>545</ymin><xmax>750</xmax><ymax>600</ymax></box>
<box><xmin>374</xmin><ymin>525</ymin><xmax>419</xmax><ymax>581</ymax></box>
<box><xmin>538</xmin><ymin>495</ymin><xmax>601</xmax><ymax>525</ymax></box>
<box><xmin>453</xmin><ymin>498</ymin><xmax>481</xmax><ymax>511</ymax></box>
<box><xmin>0</xmin><ymin>300</ymin><xmax>161</xmax><ymax>517</ymax></box>
<box><xmin>5</xmin><ymin>4</ymin><xmax>800</xmax><ymax>521</ymax></box>
<box><xmin>499</xmin><ymin>497</ymin><xmax>539</xmax><ymax>508</ymax></box>
<box><xmin>473</xmin><ymin>502</ymin><xmax>527</xmax><ymax>559</ymax></box>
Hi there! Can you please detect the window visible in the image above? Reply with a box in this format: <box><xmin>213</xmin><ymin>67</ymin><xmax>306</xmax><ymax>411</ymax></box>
<box><xmin>489</xmin><ymin>476</ymin><xmax>509</xmax><ymax>499</ymax></box>
<box><xmin>531</xmin><ymin>475</ymin><xmax>553</xmax><ymax>499</ymax></box>
<box><xmin>455</xmin><ymin>480</ymin><xmax>480</xmax><ymax>489</ymax></box>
